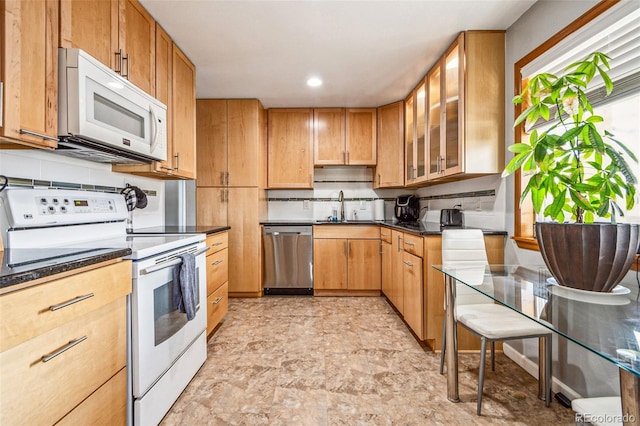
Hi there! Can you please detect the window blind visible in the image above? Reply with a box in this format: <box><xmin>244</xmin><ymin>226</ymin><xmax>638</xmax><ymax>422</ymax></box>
<box><xmin>521</xmin><ymin>1</ymin><xmax>640</xmax><ymax>106</ymax></box>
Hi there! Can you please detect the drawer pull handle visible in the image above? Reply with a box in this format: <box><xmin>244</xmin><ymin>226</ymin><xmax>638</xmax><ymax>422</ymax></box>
<box><xmin>49</xmin><ymin>293</ymin><xmax>95</xmax><ymax>311</ymax></box>
<box><xmin>405</xmin><ymin>242</ymin><xmax>415</xmax><ymax>246</ymax></box>
<box><xmin>212</xmin><ymin>242</ymin><xmax>223</xmax><ymax>246</ymax></box>
<box><xmin>212</xmin><ymin>297</ymin><xmax>223</xmax><ymax>304</ymax></box>
<box><xmin>212</xmin><ymin>259</ymin><xmax>223</xmax><ymax>266</ymax></box>
<box><xmin>41</xmin><ymin>336</ymin><xmax>87</xmax><ymax>363</ymax></box>
<box><xmin>403</xmin><ymin>261</ymin><xmax>413</xmax><ymax>267</ymax></box>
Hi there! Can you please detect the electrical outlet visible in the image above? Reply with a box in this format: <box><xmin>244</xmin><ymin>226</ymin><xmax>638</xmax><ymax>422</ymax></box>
<box><xmin>360</xmin><ymin>200</ymin><xmax>366</xmax><ymax>210</ymax></box>
<box><xmin>303</xmin><ymin>200</ymin><xmax>310</xmax><ymax>210</ymax></box>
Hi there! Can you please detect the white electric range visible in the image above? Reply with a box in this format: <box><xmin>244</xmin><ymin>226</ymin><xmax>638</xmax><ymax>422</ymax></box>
<box><xmin>0</xmin><ymin>188</ymin><xmax>208</xmax><ymax>425</ymax></box>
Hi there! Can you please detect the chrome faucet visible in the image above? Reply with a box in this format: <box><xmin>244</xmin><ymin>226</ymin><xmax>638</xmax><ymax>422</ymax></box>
<box><xmin>338</xmin><ymin>190</ymin><xmax>345</xmax><ymax>222</ymax></box>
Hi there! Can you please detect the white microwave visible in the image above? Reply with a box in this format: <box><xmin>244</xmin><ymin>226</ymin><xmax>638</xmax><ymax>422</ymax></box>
<box><xmin>58</xmin><ymin>48</ymin><xmax>167</xmax><ymax>165</ymax></box>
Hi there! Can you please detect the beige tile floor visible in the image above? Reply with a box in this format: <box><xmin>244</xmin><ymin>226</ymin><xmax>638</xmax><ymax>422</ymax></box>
<box><xmin>161</xmin><ymin>296</ymin><xmax>576</xmax><ymax>425</ymax></box>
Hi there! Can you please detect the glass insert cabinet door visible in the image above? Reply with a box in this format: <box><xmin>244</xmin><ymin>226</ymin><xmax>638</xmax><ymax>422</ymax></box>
<box><xmin>405</xmin><ymin>93</ymin><xmax>415</xmax><ymax>182</ymax></box>
<box><xmin>415</xmin><ymin>81</ymin><xmax>427</xmax><ymax>182</ymax></box>
<box><xmin>444</xmin><ymin>41</ymin><xmax>462</xmax><ymax>174</ymax></box>
<box><xmin>427</xmin><ymin>62</ymin><xmax>442</xmax><ymax>179</ymax></box>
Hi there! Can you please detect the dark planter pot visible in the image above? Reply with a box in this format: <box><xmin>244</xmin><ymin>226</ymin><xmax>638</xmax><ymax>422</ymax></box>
<box><xmin>536</xmin><ymin>222</ymin><xmax>639</xmax><ymax>293</ymax></box>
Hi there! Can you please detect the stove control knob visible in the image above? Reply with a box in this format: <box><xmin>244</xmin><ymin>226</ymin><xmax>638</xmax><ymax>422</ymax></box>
<box><xmin>60</xmin><ymin>206</ymin><xmax>67</xmax><ymax>213</ymax></box>
<box><xmin>47</xmin><ymin>206</ymin><xmax>56</xmax><ymax>214</ymax></box>
<box><xmin>52</xmin><ymin>198</ymin><xmax>59</xmax><ymax>205</ymax></box>
<box><xmin>40</xmin><ymin>198</ymin><xmax>47</xmax><ymax>205</ymax></box>
<box><xmin>63</xmin><ymin>198</ymin><xmax>70</xmax><ymax>205</ymax></box>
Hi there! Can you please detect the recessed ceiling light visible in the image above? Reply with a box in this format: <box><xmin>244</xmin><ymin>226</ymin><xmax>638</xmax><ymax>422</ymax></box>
<box><xmin>306</xmin><ymin>77</ymin><xmax>322</xmax><ymax>87</ymax></box>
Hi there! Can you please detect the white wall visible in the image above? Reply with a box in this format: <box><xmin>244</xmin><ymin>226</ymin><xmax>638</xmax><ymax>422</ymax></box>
<box><xmin>0</xmin><ymin>149</ymin><xmax>165</xmax><ymax>229</ymax></box>
<box><xmin>503</xmin><ymin>0</ymin><xmax>625</xmax><ymax>399</ymax></box>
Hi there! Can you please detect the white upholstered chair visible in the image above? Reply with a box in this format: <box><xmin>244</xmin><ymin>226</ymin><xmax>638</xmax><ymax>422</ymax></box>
<box><xmin>440</xmin><ymin>229</ymin><xmax>552</xmax><ymax>415</ymax></box>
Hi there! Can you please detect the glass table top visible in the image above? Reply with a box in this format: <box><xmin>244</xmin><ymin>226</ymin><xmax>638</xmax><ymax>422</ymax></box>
<box><xmin>432</xmin><ymin>264</ymin><xmax>640</xmax><ymax>377</ymax></box>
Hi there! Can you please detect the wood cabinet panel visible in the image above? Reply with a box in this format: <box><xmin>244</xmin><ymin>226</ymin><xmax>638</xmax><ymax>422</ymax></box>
<box><xmin>0</xmin><ymin>261</ymin><xmax>131</xmax><ymax>352</ymax></box>
<box><xmin>313</xmin><ymin>239</ymin><xmax>348</xmax><ymax>290</ymax></box>
<box><xmin>402</xmin><ymin>251</ymin><xmax>423</xmax><ymax>338</ymax></box>
<box><xmin>206</xmin><ymin>232</ymin><xmax>229</xmax><ymax>254</ymax></box>
<box><xmin>380</xmin><ymin>228</ymin><xmax>392</xmax><ymax>243</ymax></box>
<box><xmin>1</xmin><ymin>0</ymin><xmax>58</xmax><ymax>148</ymax></box>
<box><xmin>57</xmin><ymin>367</ymin><xmax>127</xmax><ymax>426</ymax></box>
<box><xmin>346</xmin><ymin>108</ymin><xmax>377</xmax><ymax>165</ymax></box>
<box><xmin>196</xmin><ymin>99</ymin><xmax>228</xmax><ymax>186</ymax></box>
<box><xmin>119</xmin><ymin>0</ymin><xmax>155</xmax><ymax>94</ymax></box>
<box><xmin>403</xmin><ymin>233</ymin><xmax>423</xmax><ymax>258</ymax></box>
<box><xmin>313</xmin><ymin>108</ymin><xmax>345</xmax><ymax>165</ymax></box>
<box><xmin>206</xmin><ymin>247</ymin><xmax>228</xmax><ymax>295</ymax></box>
<box><xmin>59</xmin><ymin>0</ymin><xmax>118</xmax><ymax>70</ymax></box>
<box><xmin>267</xmin><ymin>108</ymin><xmax>313</xmax><ymax>188</ymax></box>
<box><xmin>207</xmin><ymin>282</ymin><xmax>228</xmax><ymax>335</ymax></box>
<box><xmin>0</xmin><ymin>299</ymin><xmax>126</xmax><ymax>425</ymax></box>
<box><xmin>153</xmin><ymin>23</ymin><xmax>173</xmax><ymax>174</ymax></box>
<box><xmin>228</xmin><ymin>99</ymin><xmax>262</xmax><ymax>186</ymax></box>
<box><xmin>347</xmin><ymin>239</ymin><xmax>381</xmax><ymax>291</ymax></box>
<box><xmin>313</xmin><ymin>225</ymin><xmax>380</xmax><ymax>239</ymax></box>
<box><xmin>171</xmin><ymin>44</ymin><xmax>196</xmax><ymax>179</ymax></box>
<box><xmin>391</xmin><ymin>230</ymin><xmax>404</xmax><ymax>313</ymax></box>
<box><xmin>196</xmin><ymin>188</ymin><xmax>229</xmax><ymax>226</ymax></box>
<box><xmin>227</xmin><ymin>188</ymin><xmax>262</xmax><ymax>295</ymax></box>
<box><xmin>374</xmin><ymin>101</ymin><xmax>404</xmax><ymax>188</ymax></box>
<box><xmin>381</xmin><ymin>241</ymin><xmax>393</xmax><ymax>299</ymax></box>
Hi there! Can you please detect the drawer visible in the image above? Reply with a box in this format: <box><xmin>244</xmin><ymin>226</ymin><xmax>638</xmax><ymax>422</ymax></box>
<box><xmin>313</xmin><ymin>225</ymin><xmax>380</xmax><ymax>239</ymax></box>
<box><xmin>207</xmin><ymin>247</ymin><xmax>228</xmax><ymax>295</ymax></box>
<box><xmin>206</xmin><ymin>232</ymin><xmax>228</xmax><ymax>255</ymax></box>
<box><xmin>207</xmin><ymin>282</ymin><xmax>228</xmax><ymax>335</ymax></box>
<box><xmin>0</xmin><ymin>261</ymin><xmax>131</xmax><ymax>352</ymax></box>
<box><xmin>57</xmin><ymin>367</ymin><xmax>127</xmax><ymax>426</ymax></box>
<box><xmin>0</xmin><ymin>298</ymin><xmax>126</xmax><ymax>425</ymax></box>
<box><xmin>380</xmin><ymin>227</ymin><xmax>392</xmax><ymax>243</ymax></box>
<box><xmin>403</xmin><ymin>233</ymin><xmax>424</xmax><ymax>257</ymax></box>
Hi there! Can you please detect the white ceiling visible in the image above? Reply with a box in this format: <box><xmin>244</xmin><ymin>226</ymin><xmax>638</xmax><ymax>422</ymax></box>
<box><xmin>140</xmin><ymin>0</ymin><xmax>537</xmax><ymax>108</ymax></box>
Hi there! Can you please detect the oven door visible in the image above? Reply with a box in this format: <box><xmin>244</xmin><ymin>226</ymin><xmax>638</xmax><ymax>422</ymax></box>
<box><xmin>130</xmin><ymin>244</ymin><xmax>207</xmax><ymax>397</ymax></box>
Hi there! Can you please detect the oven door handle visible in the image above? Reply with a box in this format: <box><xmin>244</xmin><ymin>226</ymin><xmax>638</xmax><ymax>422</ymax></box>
<box><xmin>140</xmin><ymin>246</ymin><xmax>209</xmax><ymax>275</ymax></box>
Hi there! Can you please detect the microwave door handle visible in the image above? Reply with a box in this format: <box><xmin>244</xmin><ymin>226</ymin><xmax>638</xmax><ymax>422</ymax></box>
<box><xmin>150</xmin><ymin>106</ymin><xmax>160</xmax><ymax>155</ymax></box>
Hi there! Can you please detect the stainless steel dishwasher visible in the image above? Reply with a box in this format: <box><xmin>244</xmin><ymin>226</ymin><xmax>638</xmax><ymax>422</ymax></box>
<box><xmin>263</xmin><ymin>225</ymin><xmax>313</xmax><ymax>295</ymax></box>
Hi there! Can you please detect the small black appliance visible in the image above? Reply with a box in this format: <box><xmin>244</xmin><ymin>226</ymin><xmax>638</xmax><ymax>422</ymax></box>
<box><xmin>395</xmin><ymin>195</ymin><xmax>420</xmax><ymax>222</ymax></box>
<box><xmin>440</xmin><ymin>208</ymin><xmax>463</xmax><ymax>227</ymax></box>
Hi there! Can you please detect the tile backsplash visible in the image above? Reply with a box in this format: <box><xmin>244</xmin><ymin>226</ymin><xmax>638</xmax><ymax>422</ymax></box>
<box><xmin>0</xmin><ymin>149</ymin><xmax>165</xmax><ymax>229</ymax></box>
<box><xmin>267</xmin><ymin>168</ymin><xmax>506</xmax><ymax>230</ymax></box>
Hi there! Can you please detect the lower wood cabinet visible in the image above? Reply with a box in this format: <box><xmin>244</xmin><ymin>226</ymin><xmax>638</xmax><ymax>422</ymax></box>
<box><xmin>380</xmin><ymin>226</ymin><xmax>505</xmax><ymax>350</ymax></box>
<box><xmin>204</xmin><ymin>231</ymin><xmax>229</xmax><ymax>336</ymax></box>
<box><xmin>313</xmin><ymin>225</ymin><xmax>381</xmax><ymax>296</ymax></box>
<box><xmin>402</xmin><ymin>251</ymin><xmax>423</xmax><ymax>337</ymax></box>
<box><xmin>0</xmin><ymin>260</ymin><xmax>131</xmax><ymax>425</ymax></box>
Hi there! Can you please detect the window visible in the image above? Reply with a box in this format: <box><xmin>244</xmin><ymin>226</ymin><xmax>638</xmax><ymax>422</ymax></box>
<box><xmin>512</xmin><ymin>0</ymin><xmax>640</xmax><ymax>250</ymax></box>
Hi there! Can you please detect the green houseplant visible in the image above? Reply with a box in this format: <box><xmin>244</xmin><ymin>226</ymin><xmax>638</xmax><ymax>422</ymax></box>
<box><xmin>503</xmin><ymin>52</ymin><xmax>639</xmax><ymax>292</ymax></box>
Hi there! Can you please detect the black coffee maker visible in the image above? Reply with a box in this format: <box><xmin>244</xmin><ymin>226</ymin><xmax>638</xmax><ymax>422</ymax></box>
<box><xmin>394</xmin><ymin>195</ymin><xmax>420</xmax><ymax>222</ymax></box>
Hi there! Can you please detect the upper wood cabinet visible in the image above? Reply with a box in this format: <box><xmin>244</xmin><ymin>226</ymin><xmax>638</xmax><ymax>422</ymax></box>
<box><xmin>346</xmin><ymin>108</ymin><xmax>377</xmax><ymax>165</ymax></box>
<box><xmin>267</xmin><ymin>108</ymin><xmax>314</xmax><ymax>188</ymax></box>
<box><xmin>312</xmin><ymin>108</ymin><xmax>377</xmax><ymax>166</ymax></box>
<box><xmin>170</xmin><ymin>45</ymin><xmax>196</xmax><ymax>179</ymax></box>
<box><xmin>60</xmin><ymin>0</ymin><xmax>155</xmax><ymax>95</ymax></box>
<box><xmin>0</xmin><ymin>0</ymin><xmax>59</xmax><ymax>149</ymax></box>
<box><xmin>405</xmin><ymin>81</ymin><xmax>428</xmax><ymax>186</ymax></box>
<box><xmin>197</xmin><ymin>99</ymin><xmax>266</xmax><ymax>187</ymax></box>
<box><xmin>374</xmin><ymin>101</ymin><xmax>404</xmax><ymax>188</ymax></box>
<box><xmin>426</xmin><ymin>31</ymin><xmax>505</xmax><ymax>181</ymax></box>
<box><xmin>313</xmin><ymin>108</ymin><xmax>345</xmax><ymax>165</ymax></box>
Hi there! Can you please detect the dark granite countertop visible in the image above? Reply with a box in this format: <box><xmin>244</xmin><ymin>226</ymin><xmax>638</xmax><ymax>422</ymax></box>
<box><xmin>128</xmin><ymin>225</ymin><xmax>230</xmax><ymax>235</ymax></box>
<box><xmin>261</xmin><ymin>219</ymin><xmax>507</xmax><ymax>236</ymax></box>
<box><xmin>378</xmin><ymin>220</ymin><xmax>509</xmax><ymax>236</ymax></box>
<box><xmin>1</xmin><ymin>247</ymin><xmax>132</xmax><ymax>292</ymax></box>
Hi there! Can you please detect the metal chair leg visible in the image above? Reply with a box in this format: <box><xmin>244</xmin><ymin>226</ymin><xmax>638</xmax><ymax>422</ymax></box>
<box><xmin>478</xmin><ymin>338</ymin><xmax>488</xmax><ymax>416</ymax></box>
<box><xmin>490</xmin><ymin>341</ymin><xmax>496</xmax><ymax>372</ymax></box>
<box><xmin>545</xmin><ymin>335</ymin><xmax>552</xmax><ymax>406</ymax></box>
<box><xmin>440</xmin><ymin>319</ymin><xmax>446</xmax><ymax>375</ymax></box>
